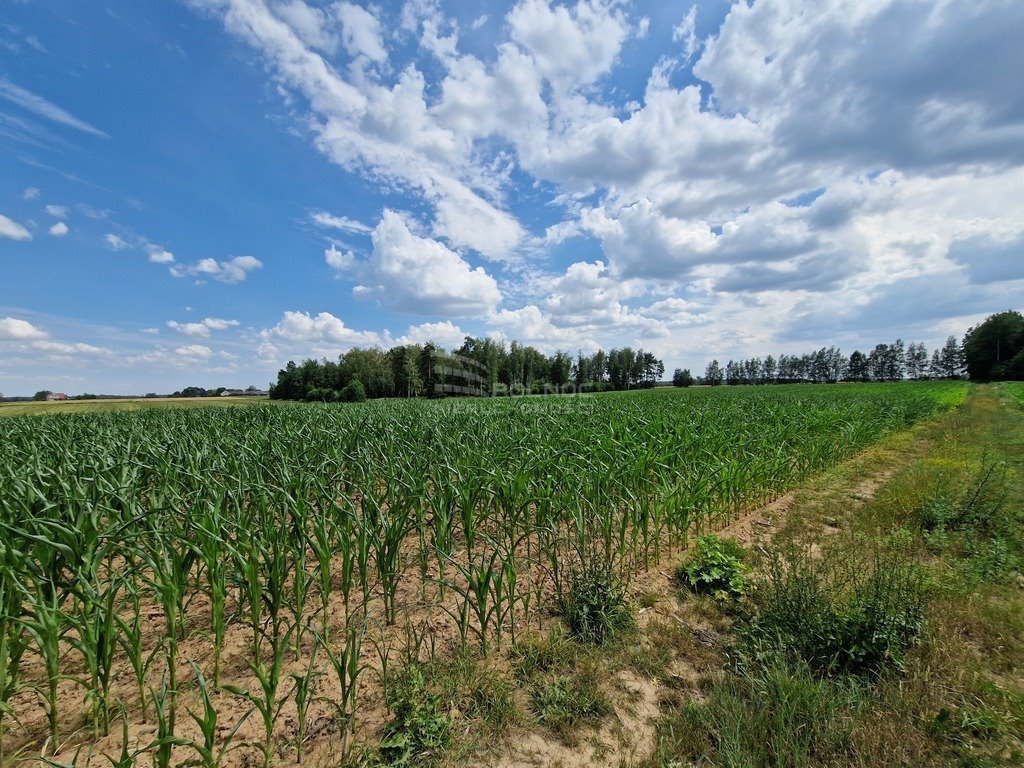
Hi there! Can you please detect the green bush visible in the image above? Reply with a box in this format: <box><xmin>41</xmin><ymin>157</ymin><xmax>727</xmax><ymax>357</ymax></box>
<box><xmin>340</xmin><ymin>379</ymin><xmax>367</xmax><ymax>403</ymax></box>
<box><xmin>558</xmin><ymin>567</ymin><xmax>633</xmax><ymax>645</ymax></box>
<box><xmin>679</xmin><ymin>534</ymin><xmax>750</xmax><ymax>600</ymax></box>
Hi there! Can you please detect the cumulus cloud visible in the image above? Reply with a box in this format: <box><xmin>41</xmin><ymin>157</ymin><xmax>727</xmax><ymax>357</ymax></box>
<box><xmin>335</xmin><ymin>1</ymin><xmax>387</xmax><ymax>62</ymax></box>
<box><xmin>395</xmin><ymin>320</ymin><xmax>468</xmax><ymax>348</ymax></box>
<box><xmin>508</xmin><ymin>0</ymin><xmax>632</xmax><ymax>91</ymax></box>
<box><xmin>171</xmin><ymin>255</ymin><xmax>263</xmax><ymax>283</ymax></box>
<box><xmin>324</xmin><ymin>244</ymin><xmax>356</xmax><ymax>271</ymax></box>
<box><xmin>191</xmin><ymin>0</ymin><xmax>525</xmax><ymax>259</ymax></box>
<box><xmin>254</xmin><ymin>310</ymin><xmax>382</xmax><ymax>361</ymax></box>
<box><xmin>348</xmin><ymin>209</ymin><xmax>502</xmax><ymax>317</ymax></box>
<box><xmin>31</xmin><ymin>340</ymin><xmax>110</xmax><ymax>355</ymax></box>
<box><xmin>45</xmin><ymin>204</ymin><xmax>68</xmax><ymax>218</ymax></box>
<box><xmin>175</xmin><ymin>0</ymin><xmax>1024</xmax><ymax>373</ymax></box>
<box><xmin>0</xmin><ymin>213</ymin><xmax>32</xmax><ymax>241</ymax></box>
<box><xmin>148</xmin><ymin>248</ymin><xmax>175</xmax><ymax>263</ymax></box>
<box><xmin>0</xmin><ymin>317</ymin><xmax>47</xmax><ymax>340</ymax></box>
<box><xmin>22</xmin><ymin>186</ymin><xmax>40</xmax><ymax>200</ymax></box>
<box><xmin>174</xmin><ymin>344</ymin><xmax>215</xmax><ymax>359</ymax></box>
<box><xmin>48</xmin><ymin>221</ymin><xmax>69</xmax><ymax>237</ymax></box>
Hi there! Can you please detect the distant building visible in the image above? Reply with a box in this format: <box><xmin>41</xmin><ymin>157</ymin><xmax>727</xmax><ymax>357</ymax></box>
<box><xmin>45</xmin><ymin>392</ymin><xmax>68</xmax><ymax>401</ymax></box>
<box><xmin>220</xmin><ymin>389</ymin><xmax>268</xmax><ymax>397</ymax></box>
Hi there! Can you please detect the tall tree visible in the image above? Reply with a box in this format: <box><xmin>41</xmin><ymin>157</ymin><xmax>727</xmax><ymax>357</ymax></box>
<box><xmin>962</xmin><ymin>311</ymin><xmax>1024</xmax><ymax>381</ymax></box>
<box><xmin>705</xmin><ymin>359</ymin><xmax>724</xmax><ymax>386</ymax></box>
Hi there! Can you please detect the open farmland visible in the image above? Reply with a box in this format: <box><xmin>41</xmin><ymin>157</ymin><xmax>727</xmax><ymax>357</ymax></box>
<box><xmin>0</xmin><ymin>397</ymin><xmax>269</xmax><ymax>419</ymax></box>
<box><xmin>0</xmin><ymin>383</ymin><xmax>970</xmax><ymax>766</ymax></box>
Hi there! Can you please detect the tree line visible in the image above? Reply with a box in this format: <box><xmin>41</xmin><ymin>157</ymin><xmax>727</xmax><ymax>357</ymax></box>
<box><xmin>694</xmin><ymin>336</ymin><xmax>965</xmax><ymax>386</ymax></box>
<box><xmin>682</xmin><ymin>310</ymin><xmax>1024</xmax><ymax>387</ymax></box>
<box><xmin>269</xmin><ymin>337</ymin><xmax>665</xmax><ymax>402</ymax></box>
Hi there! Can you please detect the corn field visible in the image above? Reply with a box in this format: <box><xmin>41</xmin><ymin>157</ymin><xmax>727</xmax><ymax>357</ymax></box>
<box><xmin>0</xmin><ymin>382</ymin><xmax>965</xmax><ymax>765</ymax></box>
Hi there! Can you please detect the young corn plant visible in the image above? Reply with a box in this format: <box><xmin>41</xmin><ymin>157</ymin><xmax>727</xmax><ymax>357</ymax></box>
<box><xmin>318</xmin><ymin>623</ymin><xmax>364</xmax><ymax>754</ymax></box>
<box><xmin>67</xmin><ymin>574</ymin><xmax>121</xmax><ymax>737</ymax></box>
<box><xmin>19</xmin><ymin>576</ymin><xmax>67</xmax><ymax>752</ymax></box>
<box><xmin>225</xmin><ymin>621</ymin><xmax>296</xmax><ymax>768</ymax></box>
<box><xmin>183</xmin><ymin>662</ymin><xmax>254</xmax><ymax>768</ymax></box>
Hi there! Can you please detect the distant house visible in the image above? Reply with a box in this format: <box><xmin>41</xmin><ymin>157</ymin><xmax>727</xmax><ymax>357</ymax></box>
<box><xmin>220</xmin><ymin>389</ymin><xmax>268</xmax><ymax>397</ymax></box>
<box><xmin>45</xmin><ymin>392</ymin><xmax>68</xmax><ymax>401</ymax></box>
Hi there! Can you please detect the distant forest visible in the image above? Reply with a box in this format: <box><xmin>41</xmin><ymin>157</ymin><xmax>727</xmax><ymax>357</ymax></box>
<box><xmin>270</xmin><ymin>310</ymin><xmax>1024</xmax><ymax>402</ymax></box>
<box><xmin>270</xmin><ymin>337</ymin><xmax>665</xmax><ymax>401</ymax></box>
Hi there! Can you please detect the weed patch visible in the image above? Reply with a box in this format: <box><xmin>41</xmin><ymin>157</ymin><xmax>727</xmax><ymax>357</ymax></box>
<box><xmin>743</xmin><ymin>538</ymin><xmax>927</xmax><ymax>678</ymax></box>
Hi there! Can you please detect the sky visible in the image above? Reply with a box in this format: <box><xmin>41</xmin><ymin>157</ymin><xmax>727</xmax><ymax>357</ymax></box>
<box><xmin>1</xmin><ymin>0</ymin><xmax>1023</xmax><ymax>396</ymax></box>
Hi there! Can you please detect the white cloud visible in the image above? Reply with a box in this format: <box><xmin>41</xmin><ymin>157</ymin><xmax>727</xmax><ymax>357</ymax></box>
<box><xmin>0</xmin><ymin>78</ymin><xmax>108</xmax><ymax>137</ymax></box>
<box><xmin>274</xmin><ymin>0</ymin><xmax>339</xmax><ymax>54</ymax></box>
<box><xmin>353</xmin><ymin>209</ymin><xmax>502</xmax><ymax>316</ymax></box>
<box><xmin>48</xmin><ymin>221</ymin><xmax>69</xmax><ymax>237</ymax></box>
<box><xmin>148</xmin><ymin>248</ymin><xmax>175</xmax><ymax>263</ymax></box>
<box><xmin>325</xmin><ymin>244</ymin><xmax>356</xmax><ymax>271</ymax></box>
<box><xmin>508</xmin><ymin>0</ymin><xmax>632</xmax><ymax>91</ymax></box>
<box><xmin>0</xmin><ymin>213</ymin><xmax>32</xmax><ymax>241</ymax></box>
<box><xmin>672</xmin><ymin>5</ymin><xmax>699</xmax><ymax>61</ymax></box>
<box><xmin>255</xmin><ymin>310</ymin><xmax>382</xmax><ymax>361</ymax></box>
<box><xmin>395</xmin><ymin>320</ymin><xmax>468</xmax><ymax>348</ymax></box>
<box><xmin>105</xmin><ymin>233</ymin><xmax>127</xmax><ymax>249</ymax></box>
<box><xmin>193</xmin><ymin>0</ymin><xmax>525</xmax><ymax>260</ymax></box>
<box><xmin>0</xmin><ymin>317</ymin><xmax>47</xmax><ymax>340</ymax></box>
<box><xmin>31</xmin><ymin>340</ymin><xmax>110</xmax><ymax>355</ymax></box>
<box><xmin>310</xmin><ymin>210</ymin><xmax>372</xmax><ymax>233</ymax></box>
<box><xmin>171</xmin><ymin>255</ymin><xmax>263</xmax><ymax>283</ymax></box>
<box><xmin>45</xmin><ymin>204</ymin><xmax>68</xmax><ymax>218</ymax></box>
<box><xmin>175</xmin><ymin>344</ymin><xmax>214</xmax><ymax>359</ymax></box>
<box><xmin>22</xmin><ymin>186</ymin><xmax>40</xmax><ymax>200</ymax></box>
<box><xmin>202</xmin><ymin>317</ymin><xmax>240</xmax><ymax>331</ymax></box>
<box><xmin>334</xmin><ymin>1</ymin><xmax>387</xmax><ymax>63</ymax></box>
<box><xmin>167</xmin><ymin>317</ymin><xmax>240</xmax><ymax>337</ymax></box>
<box><xmin>167</xmin><ymin>321</ymin><xmax>208</xmax><ymax>337</ymax></box>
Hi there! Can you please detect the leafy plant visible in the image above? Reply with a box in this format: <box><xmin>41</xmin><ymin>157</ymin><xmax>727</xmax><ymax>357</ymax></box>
<box><xmin>376</xmin><ymin>664</ymin><xmax>451</xmax><ymax>767</ymax></box>
<box><xmin>679</xmin><ymin>534</ymin><xmax>750</xmax><ymax>600</ymax></box>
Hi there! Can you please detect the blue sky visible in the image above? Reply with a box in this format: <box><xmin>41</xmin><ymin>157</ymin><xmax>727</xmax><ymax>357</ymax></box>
<box><xmin>1</xmin><ymin>0</ymin><xmax>1022</xmax><ymax>395</ymax></box>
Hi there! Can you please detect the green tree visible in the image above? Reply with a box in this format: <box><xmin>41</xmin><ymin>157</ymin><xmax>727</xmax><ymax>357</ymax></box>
<box><xmin>963</xmin><ymin>311</ymin><xmax>1024</xmax><ymax>381</ymax></box>
<box><xmin>704</xmin><ymin>360</ymin><xmax>723</xmax><ymax>386</ymax></box>
<box><xmin>33</xmin><ymin>390</ymin><xmax>52</xmax><ymax>401</ymax></box>
<box><xmin>672</xmin><ymin>368</ymin><xmax>694</xmax><ymax>387</ymax></box>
